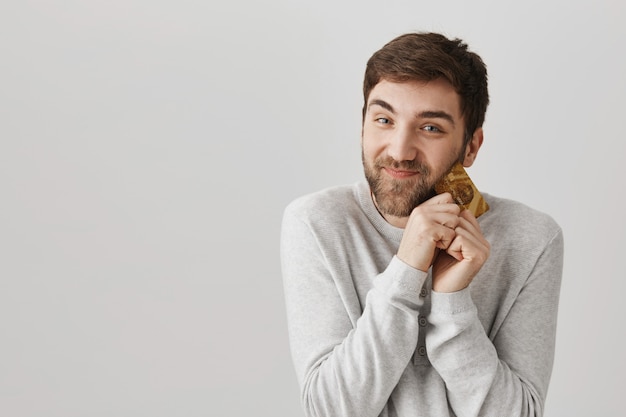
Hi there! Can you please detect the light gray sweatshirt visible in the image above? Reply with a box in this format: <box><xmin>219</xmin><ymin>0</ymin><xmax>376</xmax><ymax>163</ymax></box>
<box><xmin>281</xmin><ymin>182</ymin><xmax>563</xmax><ymax>417</ymax></box>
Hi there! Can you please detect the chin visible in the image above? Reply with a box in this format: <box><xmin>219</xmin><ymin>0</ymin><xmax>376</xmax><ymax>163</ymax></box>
<box><xmin>374</xmin><ymin>186</ymin><xmax>437</xmax><ymax>218</ymax></box>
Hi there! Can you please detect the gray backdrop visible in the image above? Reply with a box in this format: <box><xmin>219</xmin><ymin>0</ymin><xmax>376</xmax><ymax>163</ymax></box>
<box><xmin>1</xmin><ymin>1</ymin><xmax>624</xmax><ymax>416</ymax></box>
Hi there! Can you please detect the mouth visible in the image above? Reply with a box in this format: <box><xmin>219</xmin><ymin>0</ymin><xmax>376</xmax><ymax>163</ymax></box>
<box><xmin>382</xmin><ymin>167</ymin><xmax>420</xmax><ymax>179</ymax></box>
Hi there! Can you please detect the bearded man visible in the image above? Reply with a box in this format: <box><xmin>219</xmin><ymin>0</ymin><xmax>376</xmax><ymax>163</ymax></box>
<box><xmin>281</xmin><ymin>32</ymin><xmax>563</xmax><ymax>417</ymax></box>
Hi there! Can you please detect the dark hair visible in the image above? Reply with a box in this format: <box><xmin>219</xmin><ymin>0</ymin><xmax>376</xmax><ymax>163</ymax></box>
<box><xmin>363</xmin><ymin>32</ymin><xmax>489</xmax><ymax>144</ymax></box>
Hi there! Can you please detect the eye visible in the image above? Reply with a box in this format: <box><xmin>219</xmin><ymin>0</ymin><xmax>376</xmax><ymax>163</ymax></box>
<box><xmin>422</xmin><ymin>125</ymin><xmax>442</xmax><ymax>133</ymax></box>
<box><xmin>375</xmin><ymin>117</ymin><xmax>391</xmax><ymax>125</ymax></box>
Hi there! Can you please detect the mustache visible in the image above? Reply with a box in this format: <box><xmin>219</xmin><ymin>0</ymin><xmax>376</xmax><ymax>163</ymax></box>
<box><xmin>374</xmin><ymin>157</ymin><xmax>430</xmax><ymax>174</ymax></box>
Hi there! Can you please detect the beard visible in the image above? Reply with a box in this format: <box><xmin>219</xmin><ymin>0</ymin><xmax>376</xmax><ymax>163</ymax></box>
<box><xmin>363</xmin><ymin>151</ymin><xmax>459</xmax><ymax>218</ymax></box>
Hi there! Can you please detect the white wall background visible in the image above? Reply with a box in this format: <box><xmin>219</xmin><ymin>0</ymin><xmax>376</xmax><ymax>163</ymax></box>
<box><xmin>1</xmin><ymin>1</ymin><xmax>624</xmax><ymax>416</ymax></box>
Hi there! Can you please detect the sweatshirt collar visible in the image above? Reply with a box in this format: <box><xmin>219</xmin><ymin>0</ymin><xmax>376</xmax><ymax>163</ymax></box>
<box><xmin>355</xmin><ymin>181</ymin><xmax>405</xmax><ymax>244</ymax></box>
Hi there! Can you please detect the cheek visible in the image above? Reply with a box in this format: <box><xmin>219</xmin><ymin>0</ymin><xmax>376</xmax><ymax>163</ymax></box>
<box><xmin>362</xmin><ymin>127</ymin><xmax>387</xmax><ymax>155</ymax></box>
<box><xmin>361</xmin><ymin>137</ymin><xmax>373</xmax><ymax>152</ymax></box>
<box><xmin>429</xmin><ymin>146</ymin><xmax>463</xmax><ymax>177</ymax></box>
<box><xmin>364</xmin><ymin>146</ymin><xmax>386</xmax><ymax>170</ymax></box>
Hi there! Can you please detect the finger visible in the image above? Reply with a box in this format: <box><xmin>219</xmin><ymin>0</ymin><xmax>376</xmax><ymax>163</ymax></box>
<box><xmin>419</xmin><ymin>209</ymin><xmax>462</xmax><ymax>226</ymax></box>
<box><xmin>406</xmin><ymin>208</ymin><xmax>461</xmax><ymax>234</ymax></box>
<box><xmin>412</xmin><ymin>201</ymin><xmax>460</xmax><ymax>217</ymax></box>
<box><xmin>434</xmin><ymin>224</ymin><xmax>458</xmax><ymax>250</ymax></box>
<box><xmin>423</xmin><ymin>192</ymin><xmax>454</xmax><ymax>206</ymax></box>
<box><xmin>459</xmin><ymin>209</ymin><xmax>482</xmax><ymax>231</ymax></box>
<box><xmin>397</xmin><ymin>221</ymin><xmax>457</xmax><ymax>271</ymax></box>
<box><xmin>408</xmin><ymin>204</ymin><xmax>460</xmax><ymax>229</ymax></box>
<box><xmin>438</xmin><ymin>213</ymin><xmax>461</xmax><ymax>229</ymax></box>
<box><xmin>447</xmin><ymin>221</ymin><xmax>490</xmax><ymax>261</ymax></box>
<box><xmin>456</xmin><ymin>216</ymin><xmax>488</xmax><ymax>246</ymax></box>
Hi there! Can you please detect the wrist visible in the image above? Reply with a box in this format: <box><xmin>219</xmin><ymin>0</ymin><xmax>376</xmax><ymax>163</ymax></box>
<box><xmin>396</xmin><ymin>247</ymin><xmax>436</xmax><ymax>273</ymax></box>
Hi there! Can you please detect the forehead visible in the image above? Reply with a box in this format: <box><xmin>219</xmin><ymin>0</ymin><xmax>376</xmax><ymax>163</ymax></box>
<box><xmin>368</xmin><ymin>78</ymin><xmax>462</xmax><ymax>119</ymax></box>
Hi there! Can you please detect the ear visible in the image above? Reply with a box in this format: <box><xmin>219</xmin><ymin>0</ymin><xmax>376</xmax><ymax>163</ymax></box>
<box><xmin>462</xmin><ymin>127</ymin><xmax>483</xmax><ymax>168</ymax></box>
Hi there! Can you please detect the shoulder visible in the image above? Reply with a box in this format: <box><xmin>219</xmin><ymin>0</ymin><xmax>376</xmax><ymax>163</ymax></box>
<box><xmin>283</xmin><ymin>183</ymin><xmax>361</xmax><ymax>226</ymax></box>
<box><xmin>281</xmin><ymin>183</ymin><xmax>370</xmax><ymax>256</ymax></box>
<box><xmin>480</xmin><ymin>193</ymin><xmax>563</xmax><ymax>251</ymax></box>
<box><xmin>482</xmin><ymin>194</ymin><xmax>560</xmax><ymax>227</ymax></box>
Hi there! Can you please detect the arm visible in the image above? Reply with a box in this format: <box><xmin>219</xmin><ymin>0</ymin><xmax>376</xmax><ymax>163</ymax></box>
<box><xmin>281</xmin><ymin>206</ymin><xmax>425</xmax><ymax>417</ymax></box>
<box><xmin>426</xmin><ymin>228</ymin><xmax>564</xmax><ymax>417</ymax></box>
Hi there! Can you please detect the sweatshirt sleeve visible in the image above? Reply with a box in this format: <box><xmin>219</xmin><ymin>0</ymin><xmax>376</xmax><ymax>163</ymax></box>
<box><xmin>281</xmin><ymin>205</ymin><xmax>426</xmax><ymax>417</ymax></box>
<box><xmin>425</xmin><ymin>228</ymin><xmax>564</xmax><ymax>417</ymax></box>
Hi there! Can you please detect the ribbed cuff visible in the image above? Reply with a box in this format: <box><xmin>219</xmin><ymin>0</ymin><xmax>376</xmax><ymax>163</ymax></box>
<box><xmin>430</xmin><ymin>287</ymin><xmax>476</xmax><ymax>315</ymax></box>
<box><xmin>374</xmin><ymin>256</ymin><xmax>428</xmax><ymax>306</ymax></box>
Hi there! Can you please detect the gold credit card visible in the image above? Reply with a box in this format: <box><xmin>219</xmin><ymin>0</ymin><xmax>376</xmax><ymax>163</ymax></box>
<box><xmin>434</xmin><ymin>162</ymin><xmax>489</xmax><ymax>218</ymax></box>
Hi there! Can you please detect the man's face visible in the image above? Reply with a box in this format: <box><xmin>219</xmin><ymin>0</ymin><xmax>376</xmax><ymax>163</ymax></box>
<box><xmin>362</xmin><ymin>78</ymin><xmax>467</xmax><ymax>219</ymax></box>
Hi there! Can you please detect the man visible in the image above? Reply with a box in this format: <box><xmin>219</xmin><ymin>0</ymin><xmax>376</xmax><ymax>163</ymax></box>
<box><xmin>281</xmin><ymin>32</ymin><xmax>563</xmax><ymax>417</ymax></box>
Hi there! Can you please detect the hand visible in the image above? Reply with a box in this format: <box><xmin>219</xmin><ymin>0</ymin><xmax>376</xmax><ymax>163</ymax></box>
<box><xmin>431</xmin><ymin>209</ymin><xmax>490</xmax><ymax>293</ymax></box>
<box><xmin>397</xmin><ymin>193</ymin><xmax>462</xmax><ymax>272</ymax></box>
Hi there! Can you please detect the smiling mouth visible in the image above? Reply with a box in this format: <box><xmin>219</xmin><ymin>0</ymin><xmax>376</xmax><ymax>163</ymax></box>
<box><xmin>383</xmin><ymin>167</ymin><xmax>420</xmax><ymax>179</ymax></box>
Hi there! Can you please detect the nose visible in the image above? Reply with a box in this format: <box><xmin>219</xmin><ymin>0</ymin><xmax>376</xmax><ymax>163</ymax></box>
<box><xmin>387</xmin><ymin>126</ymin><xmax>418</xmax><ymax>162</ymax></box>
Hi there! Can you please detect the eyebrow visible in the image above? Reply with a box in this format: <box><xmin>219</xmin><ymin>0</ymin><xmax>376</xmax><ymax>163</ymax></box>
<box><xmin>368</xmin><ymin>99</ymin><xmax>395</xmax><ymax>114</ymax></box>
<box><xmin>368</xmin><ymin>99</ymin><xmax>456</xmax><ymax>126</ymax></box>
<box><xmin>418</xmin><ymin>110</ymin><xmax>456</xmax><ymax>127</ymax></box>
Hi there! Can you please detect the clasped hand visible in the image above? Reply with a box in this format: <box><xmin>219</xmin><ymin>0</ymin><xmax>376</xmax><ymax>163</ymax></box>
<box><xmin>396</xmin><ymin>193</ymin><xmax>490</xmax><ymax>293</ymax></box>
